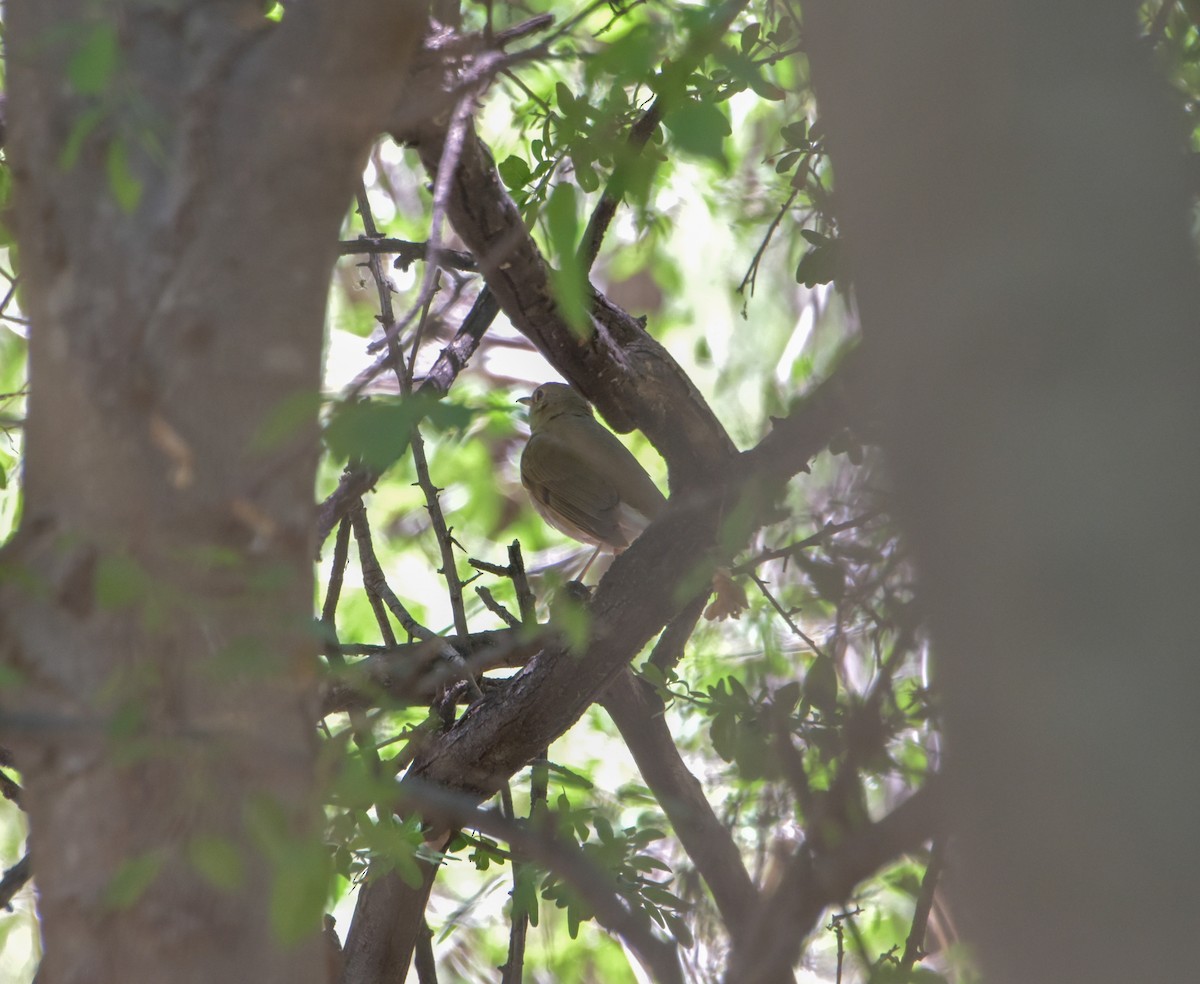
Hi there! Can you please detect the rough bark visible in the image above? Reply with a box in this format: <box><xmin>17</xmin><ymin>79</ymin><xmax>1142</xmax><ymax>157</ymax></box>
<box><xmin>805</xmin><ymin>3</ymin><xmax>1200</xmax><ymax>982</ymax></box>
<box><xmin>0</xmin><ymin>4</ymin><xmax>424</xmax><ymax>982</ymax></box>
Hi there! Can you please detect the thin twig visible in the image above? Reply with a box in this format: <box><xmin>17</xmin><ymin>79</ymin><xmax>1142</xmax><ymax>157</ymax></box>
<box><xmin>350</xmin><ymin>500</ymin><xmax>435</xmax><ymax>642</ymax></box>
<box><xmin>733</xmin><ymin>512</ymin><xmax>880</xmax><ymax>575</ymax></box>
<box><xmin>737</xmin><ymin>188</ymin><xmax>798</xmax><ymax>299</ymax></box>
<box><xmin>0</xmin><ymin>853</ymin><xmax>31</xmax><ymax>911</ymax></box>
<box><xmin>507</xmin><ymin>541</ymin><xmax>537</xmax><ymax>626</ymax></box>
<box><xmin>749</xmin><ymin>571</ymin><xmax>828</xmax><ymax>658</ymax></box>
<box><xmin>899</xmin><ymin>838</ymin><xmax>946</xmax><ymax>972</ymax></box>
<box><xmin>368</xmin><ymin>96</ymin><xmax>477</xmax><ymax>357</ymax></box>
<box><xmin>338</xmin><ymin>237</ymin><xmax>478</xmax><ymax>272</ymax></box>
<box><xmin>477</xmin><ymin>586</ymin><xmax>521</xmax><ymax>627</ymax></box>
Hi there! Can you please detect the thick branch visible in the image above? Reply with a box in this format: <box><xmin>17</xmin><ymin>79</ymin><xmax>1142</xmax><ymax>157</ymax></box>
<box><xmin>601</xmin><ymin>669</ymin><xmax>763</xmax><ymax>945</ymax></box>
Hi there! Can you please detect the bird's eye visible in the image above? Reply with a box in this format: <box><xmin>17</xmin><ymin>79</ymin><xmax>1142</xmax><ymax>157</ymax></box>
<box><xmin>533</xmin><ymin>389</ymin><xmax>544</xmax><ymax>404</ymax></box>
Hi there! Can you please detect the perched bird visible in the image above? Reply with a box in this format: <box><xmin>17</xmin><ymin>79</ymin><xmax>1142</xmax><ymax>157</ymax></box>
<box><xmin>518</xmin><ymin>382</ymin><xmax>745</xmax><ymax>619</ymax></box>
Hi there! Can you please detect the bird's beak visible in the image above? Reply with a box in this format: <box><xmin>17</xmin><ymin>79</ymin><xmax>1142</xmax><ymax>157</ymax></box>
<box><xmin>516</xmin><ymin>396</ymin><xmax>531</xmax><ymax>406</ymax></box>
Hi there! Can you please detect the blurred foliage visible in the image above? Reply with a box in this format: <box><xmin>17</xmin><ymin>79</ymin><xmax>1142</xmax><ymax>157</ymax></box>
<box><xmin>1</xmin><ymin>2</ymin><xmax>1198</xmax><ymax>983</ymax></box>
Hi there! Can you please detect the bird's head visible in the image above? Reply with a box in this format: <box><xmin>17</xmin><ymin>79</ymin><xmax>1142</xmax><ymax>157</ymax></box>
<box><xmin>518</xmin><ymin>382</ymin><xmax>594</xmax><ymax>430</ymax></box>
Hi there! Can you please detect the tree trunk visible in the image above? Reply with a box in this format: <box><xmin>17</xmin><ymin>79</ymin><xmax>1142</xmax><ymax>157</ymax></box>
<box><xmin>0</xmin><ymin>4</ymin><xmax>422</xmax><ymax>982</ymax></box>
<box><xmin>805</xmin><ymin>3</ymin><xmax>1200</xmax><ymax>982</ymax></box>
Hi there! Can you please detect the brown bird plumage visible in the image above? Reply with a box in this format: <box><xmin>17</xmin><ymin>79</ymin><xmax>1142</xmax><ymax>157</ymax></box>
<box><xmin>518</xmin><ymin>382</ymin><xmax>746</xmax><ymax>619</ymax></box>
<box><xmin>519</xmin><ymin>383</ymin><xmax>665</xmax><ymax>550</ymax></box>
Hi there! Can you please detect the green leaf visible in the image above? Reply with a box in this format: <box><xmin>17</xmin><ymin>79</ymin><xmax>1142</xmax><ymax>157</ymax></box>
<box><xmin>575</xmin><ymin>161</ymin><xmax>600</xmax><ymax>193</ymax></box>
<box><xmin>95</xmin><ymin>552</ymin><xmax>149</xmax><ymax>610</ymax></box>
<box><xmin>556</xmin><ymin>82</ymin><xmax>578</xmax><ymax>118</ymax></box>
<box><xmin>498</xmin><ymin>155</ymin><xmax>532</xmax><ymax>190</ymax></box>
<box><xmin>545</xmin><ymin>183</ymin><xmax>589</xmax><ymax>335</ymax></box>
<box><xmin>776</xmin><ymin>151</ymin><xmax>801</xmax><ymax>174</ymax></box>
<box><xmin>69</xmin><ymin>24</ymin><xmax>118</xmax><ymax>96</ymax></box>
<box><xmin>796</xmin><ymin>238</ymin><xmax>841</xmax><ymax>288</ymax></box>
<box><xmin>188</xmin><ymin>835</ymin><xmax>245</xmax><ymax>892</ymax></box>
<box><xmin>663</xmin><ymin>100</ymin><xmax>731</xmax><ymax>164</ymax></box>
<box><xmin>588</xmin><ymin>28</ymin><xmax>658</xmax><ymax>82</ymax></box>
<box><xmin>775</xmin><ymin>680</ymin><xmax>802</xmax><ymax>711</ymax></box>
<box><xmin>805</xmin><ymin>655</ymin><xmax>839</xmax><ymax>715</ymax></box>
<box><xmin>782</xmin><ymin>121</ymin><xmax>810</xmax><ymax>147</ymax></box>
<box><xmin>253</xmin><ymin>390</ymin><xmax>323</xmax><ymax>450</ymax></box>
<box><xmin>740</xmin><ymin>23</ymin><xmax>761</xmax><ymax>53</ymax></box>
<box><xmin>325</xmin><ymin>395</ymin><xmax>470</xmax><ymax>470</ymax></box>
<box><xmin>270</xmin><ymin>840</ymin><xmax>332</xmax><ymax>944</ymax></box>
<box><xmin>104</xmin><ymin>852</ymin><xmax>164</xmax><ymax>909</ymax></box>
<box><xmin>59</xmin><ymin>105</ymin><xmax>106</xmax><ymax>171</ymax></box>
<box><xmin>106</xmin><ymin>139</ymin><xmax>143</xmax><ymax>212</ymax></box>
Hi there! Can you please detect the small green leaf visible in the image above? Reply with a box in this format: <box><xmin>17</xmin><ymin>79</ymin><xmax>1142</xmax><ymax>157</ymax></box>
<box><xmin>188</xmin><ymin>835</ymin><xmax>244</xmax><ymax>892</ymax></box>
<box><xmin>556</xmin><ymin>82</ymin><xmax>577</xmax><ymax>117</ymax></box>
<box><xmin>270</xmin><ymin>840</ymin><xmax>332</xmax><ymax>945</ymax></box>
<box><xmin>498</xmin><ymin>155</ymin><xmax>532</xmax><ymax>190</ymax></box>
<box><xmin>575</xmin><ymin>161</ymin><xmax>600</xmax><ymax>193</ymax></box>
<box><xmin>775</xmin><ymin>680</ymin><xmax>802</xmax><ymax>711</ymax></box>
<box><xmin>69</xmin><ymin>24</ymin><xmax>118</xmax><ymax>96</ymax></box>
<box><xmin>106</xmin><ymin>139</ymin><xmax>143</xmax><ymax>212</ymax></box>
<box><xmin>545</xmin><ymin>183</ymin><xmax>589</xmax><ymax>334</ymax></box>
<box><xmin>775</xmin><ymin>151</ymin><xmax>801</xmax><ymax>174</ymax></box>
<box><xmin>740</xmin><ymin>22</ymin><xmax>761</xmax><ymax>53</ymax></box>
<box><xmin>663</xmin><ymin>100</ymin><xmax>731</xmax><ymax>163</ymax></box>
<box><xmin>781</xmin><ymin>121</ymin><xmax>809</xmax><ymax>147</ymax></box>
<box><xmin>59</xmin><ymin>105</ymin><xmax>106</xmax><ymax>171</ymax></box>
<box><xmin>796</xmin><ymin>239</ymin><xmax>841</xmax><ymax>288</ymax></box>
<box><xmin>805</xmin><ymin>655</ymin><xmax>839</xmax><ymax>715</ymax></box>
<box><xmin>325</xmin><ymin>395</ymin><xmax>468</xmax><ymax>469</ymax></box>
<box><xmin>104</xmin><ymin>853</ymin><xmax>164</xmax><ymax>909</ymax></box>
<box><xmin>253</xmin><ymin>390</ymin><xmax>323</xmax><ymax>450</ymax></box>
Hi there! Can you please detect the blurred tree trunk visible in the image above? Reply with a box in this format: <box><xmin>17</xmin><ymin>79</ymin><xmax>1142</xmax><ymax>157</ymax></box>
<box><xmin>805</xmin><ymin>3</ymin><xmax>1200</xmax><ymax>981</ymax></box>
<box><xmin>0</xmin><ymin>4</ymin><xmax>421</xmax><ymax>982</ymax></box>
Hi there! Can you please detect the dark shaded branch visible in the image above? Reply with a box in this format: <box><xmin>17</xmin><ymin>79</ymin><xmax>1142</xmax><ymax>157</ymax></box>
<box><xmin>900</xmin><ymin>837</ymin><xmax>946</xmax><ymax>973</ymax></box>
<box><xmin>602</xmin><ymin>667</ymin><xmax>766</xmax><ymax>949</ymax></box>
<box><xmin>320</xmin><ymin>629</ymin><xmax>546</xmax><ymax>717</ymax></box>
<box><xmin>0</xmin><ymin>852</ymin><xmax>31</xmax><ymax>912</ymax></box>
<box><xmin>394</xmin><ymin>778</ymin><xmax>685</xmax><ymax>984</ymax></box>
<box><xmin>724</xmin><ymin>779</ymin><xmax>945</xmax><ymax>984</ymax></box>
<box><xmin>338</xmin><ymin>237</ymin><xmax>478</xmax><ymax>272</ymax></box>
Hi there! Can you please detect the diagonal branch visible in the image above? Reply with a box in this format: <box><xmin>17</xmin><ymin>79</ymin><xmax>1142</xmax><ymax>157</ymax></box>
<box><xmin>724</xmin><ymin>778</ymin><xmax>946</xmax><ymax>984</ymax></box>
<box><xmin>340</xmin><ymin>341</ymin><xmax>862</xmax><ymax>979</ymax></box>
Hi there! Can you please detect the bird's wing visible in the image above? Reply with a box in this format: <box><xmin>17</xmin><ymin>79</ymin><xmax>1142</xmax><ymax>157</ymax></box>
<box><xmin>521</xmin><ymin>431</ymin><xmax>628</xmax><ymax>548</ymax></box>
<box><xmin>553</xmin><ymin>415</ymin><xmax>667</xmax><ymax>521</ymax></box>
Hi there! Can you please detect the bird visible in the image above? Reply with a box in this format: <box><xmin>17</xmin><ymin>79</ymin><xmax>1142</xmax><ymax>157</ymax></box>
<box><xmin>518</xmin><ymin>382</ymin><xmax>746</xmax><ymax>619</ymax></box>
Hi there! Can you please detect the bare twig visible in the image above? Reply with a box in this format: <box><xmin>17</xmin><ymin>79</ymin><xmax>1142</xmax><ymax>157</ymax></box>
<box><xmin>477</xmin><ymin>586</ymin><xmax>520</xmax><ymax>628</ymax></box>
<box><xmin>350</xmin><ymin>500</ymin><xmax>435</xmax><ymax>642</ymax></box>
<box><xmin>899</xmin><ymin>837</ymin><xmax>946</xmax><ymax>973</ymax></box>
<box><xmin>368</xmin><ymin>96</ymin><xmax>477</xmax><ymax>357</ymax></box>
<box><xmin>723</xmin><ymin>779</ymin><xmax>945</xmax><ymax>984</ymax></box>
<box><xmin>733</xmin><ymin>512</ymin><xmax>880</xmax><ymax>575</ymax></box>
<box><xmin>737</xmin><ymin>188</ymin><xmax>799</xmax><ymax>300</ymax></box>
<box><xmin>0</xmin><ymin>852</ymin><xmax>31</xmax><ymax>912</ymax></box>
<box><xmin>338</xmin><ymin>237</ymin><xmax>477</xmax><ymax>272</ymax></box>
